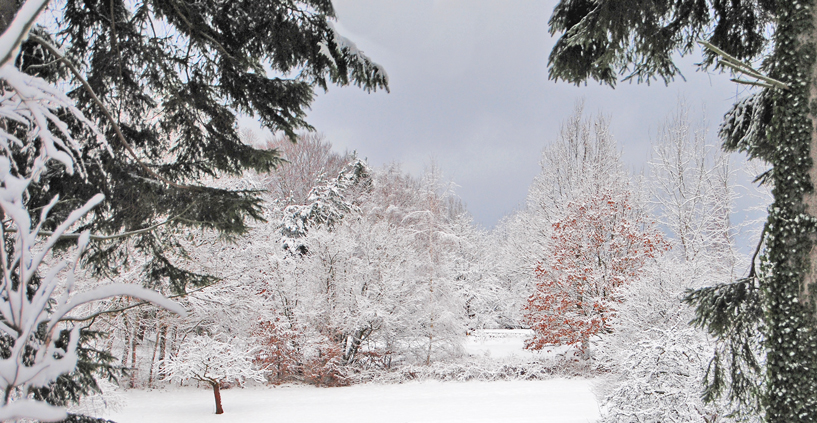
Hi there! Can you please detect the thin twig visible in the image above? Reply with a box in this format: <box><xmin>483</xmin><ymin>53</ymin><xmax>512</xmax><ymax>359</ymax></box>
<box><xmin>747</xmin><ymin>221</ymin><xmax>768</xmax><ymax>280</ymax></box>
<box><xmin>731</xmin><ymin>79</ymin><xmax>776</xmax><ymax>89</ymax></box>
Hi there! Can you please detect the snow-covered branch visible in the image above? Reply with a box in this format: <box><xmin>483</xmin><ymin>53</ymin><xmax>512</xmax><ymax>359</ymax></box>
<box><xmin>0</xmin><ymin>1</ymin><xmax>186</xmax><ymax>420</ymax></box>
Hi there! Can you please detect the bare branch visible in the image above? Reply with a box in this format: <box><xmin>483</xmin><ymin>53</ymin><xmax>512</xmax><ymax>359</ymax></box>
<box><xmin>59</xmin><ymin>283</ymin><xmax>213</xmax><ymax>323</ymax></box>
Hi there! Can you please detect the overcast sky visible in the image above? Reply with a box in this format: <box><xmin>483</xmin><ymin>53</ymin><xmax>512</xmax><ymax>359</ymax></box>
<box><xmin>297</xmin><ymin>0</ymin><xmax>751</xmax><ymax>229</ymax></box>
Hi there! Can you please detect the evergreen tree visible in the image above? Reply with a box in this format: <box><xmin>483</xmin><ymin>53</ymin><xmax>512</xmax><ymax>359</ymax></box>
<box><xmin>0</xmin><ymin>0</ymin><xmax>387</xmax><ymax>417</ymax></box>
<box><xmin>16</xmin><ymin>0</ymin><xmax>388</xmax><ymax>293</ymax></box>
<box><xmin>545</xmin><ymin>1</ymin><xmax>817</xmax><ymax>421</ymax></box>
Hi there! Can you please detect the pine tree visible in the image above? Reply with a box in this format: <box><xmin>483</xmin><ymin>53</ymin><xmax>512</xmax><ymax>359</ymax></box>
<box><xmin>545</xmin><ymin>1</ymin><xmax>817</xmax><ymax>420</ymax></box>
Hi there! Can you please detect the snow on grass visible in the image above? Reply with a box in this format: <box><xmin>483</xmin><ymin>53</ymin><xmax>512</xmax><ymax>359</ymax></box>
<box><xmin>108</xmin><ymin>379</ymin><xmax>600</xmax><ymax>423</ymax></box>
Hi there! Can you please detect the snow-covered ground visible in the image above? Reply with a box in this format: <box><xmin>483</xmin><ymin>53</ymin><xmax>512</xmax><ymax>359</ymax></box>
<box><xmin>108</xmin><ymin>379</ymin><xmax>599</xmax><ymax>423</ymax></box>
<box><xmin>464</xmin><ymin>329</ymin><xmax>573</xmax><ymax>359</ymax></box>
<box><xmin>106</xmin><ymin>330</ymin><xmax>599</xmax><ymax>422</ymax></box>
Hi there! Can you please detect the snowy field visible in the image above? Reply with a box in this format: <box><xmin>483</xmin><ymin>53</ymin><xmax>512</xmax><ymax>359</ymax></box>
<box><xmin>106</xmin><ymin>331</ymin><xmax>599</xmax><ymax>422</ymax></box>
<box><xmin>107</xmin><ymin>379</ymin><xmax>600</xmax><ymax>423</ymax></box>
<box><xmin>464</xmin><ymin>329</ymin><xmax>573</xmax><ymax>358</ymax></box>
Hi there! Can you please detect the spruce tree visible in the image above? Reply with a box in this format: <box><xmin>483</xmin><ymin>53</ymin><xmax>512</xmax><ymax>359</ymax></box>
<box><xmin>545</xmin><ymin>1</ymin><xmax>817</xmax><ymax>421</ymax></box>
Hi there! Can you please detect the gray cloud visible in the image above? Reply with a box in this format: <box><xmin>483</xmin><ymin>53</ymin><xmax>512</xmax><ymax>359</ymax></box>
<box><xmin>305</xmin><ymin>0</ymin><xmax>748</xmax><ymax>229</ymax></box>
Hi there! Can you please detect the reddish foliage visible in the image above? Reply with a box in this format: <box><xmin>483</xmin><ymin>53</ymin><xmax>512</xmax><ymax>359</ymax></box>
<box><xmin>300</xmin><ymin>337</ymin><xmax>348</xmax><ymax>387</ymax></box>
<box><xmin>253</xmin><ymin>317</ymin><xmax>348</xmax><ymax>387</ymax></box>
<box><xmin>524</xmin><ymin>192</ymin><xmax>667</xmax><ymax>353</ymax></box>
<box><xmin>253</xmin><ymin>317</ymin><xmax>300</xmax><ymax>382</ymax></box>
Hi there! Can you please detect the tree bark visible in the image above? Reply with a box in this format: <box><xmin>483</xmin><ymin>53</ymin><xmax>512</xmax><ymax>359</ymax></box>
<box><xmin>148</xmin><ymin>326</ymin><xmax>161</xmax><ymax>387</ymax></box>
<box><xmin>764</xmin><ymin>1</ymin><xmax>817</xmax><ymax>420</ymax></box>
<box><xmin>210</xmin><ymin>381</ymin><xmax>224</xmax><ymax>415</ymax></box>
<box><xmin>807</xmin><ymin>0</ymin><xmax>817</xmax><ymax>315</ymax></box>
<box><xmin>157</xmin><ymin>324</ymin><xmax>168</xmax><ymax>380</ymax></box>
<box><xmin>580</xmin><ymin>336</ymin><xmax>590</xmax><ymax>361</ymax></box>
<box><xmin>0</xmin><ymin>0</ymin><xmax>17</xmax><ymax>34</ymax></box>
<box><xmin>129</xmin><ymin>320</ymin><xmax>141</xmax><ymax>388</ymax></box>
<box><xmin>121</xmin><ymin>318</ymin><xmax>131</xmax><ymax>367</ymax></box>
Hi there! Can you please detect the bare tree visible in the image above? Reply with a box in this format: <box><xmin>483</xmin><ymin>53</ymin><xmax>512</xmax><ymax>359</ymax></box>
<box><xmin>263</xmin><ymin>133</ymin><xmax>350</xmax><ymax>205</ymax></box>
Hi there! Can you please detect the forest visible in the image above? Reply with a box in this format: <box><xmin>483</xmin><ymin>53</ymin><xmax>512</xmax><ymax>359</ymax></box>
<box><xmin>68</xmin><ymin>105</ymin><xmax>763</xmax><ymax>423</ymax></box>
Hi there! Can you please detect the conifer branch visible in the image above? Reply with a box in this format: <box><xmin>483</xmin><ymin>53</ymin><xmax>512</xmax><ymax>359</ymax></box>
<box><xmin>108</xmin><ymin>0</ymin><xmax>123</xmax><ymax>86</ymax></box>
<box><xmin>3</xmin><ymin>204</ymin><xmax>192</xmax><ymax>241</ymax></box>
<box><xmin>698</xmin><ymin>40</ymin><xmax>790</xmax><ymax>91</ymax></box>
<box><xmin>168</xmin><ymin>1</ymin><xmax>234</xmax><ymax>61</ymax></box>
<box><xmin>29</xmin><ymin>34</ymin><xmax>196</xmax><ymax>190</ymax></box>
<box><xmin>6</xmin><ymin>216</ymin><xmax>167</xmax><ymax>241</ymax></box>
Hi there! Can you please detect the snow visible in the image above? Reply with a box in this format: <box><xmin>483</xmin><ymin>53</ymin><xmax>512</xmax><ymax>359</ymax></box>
<box><xmin>464</xmin><ymin>329</ymin><xmax>572</xmax><ymax>359</ymax></box>
<box><xmin>109</xmin><ymin>331</ymin><xmax>598</xmax><ymax>422</ymax></box>
<box><xmin>108</xmin><ymin>379</ymin><xmax>600</xmax><ymax>423</ymax></box>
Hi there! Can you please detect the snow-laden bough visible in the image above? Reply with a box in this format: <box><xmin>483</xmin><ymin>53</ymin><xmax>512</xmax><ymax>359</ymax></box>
<box><xmin>0</xmin><ymin>1</ymin><xmax>187</xmax><ymax>420</ymax></box>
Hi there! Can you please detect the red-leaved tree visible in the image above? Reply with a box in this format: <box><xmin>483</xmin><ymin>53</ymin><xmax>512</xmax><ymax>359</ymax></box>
<box><xmin>524</xmin><ymin>191</ymin><xmax>666</xmax><ymax>357</ymax></box>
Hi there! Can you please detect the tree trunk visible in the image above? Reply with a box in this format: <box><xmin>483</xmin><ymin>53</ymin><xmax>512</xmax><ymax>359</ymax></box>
<box><xmin>0</xmin><ymin>0</ymin><xmax>17</xmax><ymax>34</ymax></box>
<box><xmin>157</xmin><ymin>324</ymin><xmax>168</xmax><ymax>381</ymax></box>
<box><xmin>580</xmin><ymin>336</ymin><xmax>590</xmax><ymax>361</ymax></box>
<box><xmin>148</xmin><ymin>327</ymin><xmax>162</xmax><ymax>387</ymax></box>
<box><xmin>210</xmin><ymin>381</ymin><xmax>224</xmax><ymax>415</ymax></box>
<box><xmin>764</xmin><ymin>1</ymin><xmax>817</xmax><ymax>420</ymax></box>
<box><xmin>806</xmin><ymin>0</ymin><xmax>817</xmax><ymax>319</ymax></box>
<box><xmin>121</xmin><ymin>318</ymin><xmax>131</xmax><ymax>367</ymax></box>
<box><xmin>130</xmin><ymin>319</ymin><xmax>141</xmax><ymax>388</ymax></box>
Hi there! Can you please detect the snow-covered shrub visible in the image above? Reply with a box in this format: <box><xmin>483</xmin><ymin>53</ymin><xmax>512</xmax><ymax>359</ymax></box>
<box><xmin>595</xmin><ymin>261</ymin><xmax>724</xmax><ymax>422</ymax></box>
<box><xmin>67</xmin><ymin>379</ymin><xmax>125</xmax><ymax>419</ymax></box>
<box><xmin>253</xmin><ymin>317</ymin><xmax>301</xmax><ymax>383</ymax></box>
<box><xmin>254</xmin><ymin>316</ymin><xmax>349</xmax><ymax>387</ymax></box>
<box><xmin>298</xmin><ymin>331</ymin><xmax>348</xmax><ymax>387</ymax></box>
<box><xmin>345</xmin><ymin>353</ymin><xmax>593</xmax><ymax>385</ymax></box>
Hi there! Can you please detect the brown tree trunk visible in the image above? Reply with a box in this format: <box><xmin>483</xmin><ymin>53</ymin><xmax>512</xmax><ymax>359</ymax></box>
<box><xmin>210</xmin><ymin>381</ymin><xmax>224</xmax><ymax>414</ymax></box>
<box><xmin>129</xmin><ymin>324</ymin><xmax>139</xmax><ymax>388</ymax></box>
<box><xmin>121</xmin><ymin>318</ymin><xmax>131</xmax><ymax>367</ymax></box>
<box><xmin>147</xmin><ymin>326</ymin><xmax>162</xmax><ymax>387</ymax></box>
